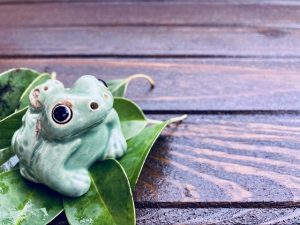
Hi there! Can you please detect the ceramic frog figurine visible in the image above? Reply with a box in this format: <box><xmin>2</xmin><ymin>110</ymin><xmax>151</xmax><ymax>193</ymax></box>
<box><xmin>12</xmin><ymin>75</ymin><xmax>127</xmax><ymax>197</ymax></box>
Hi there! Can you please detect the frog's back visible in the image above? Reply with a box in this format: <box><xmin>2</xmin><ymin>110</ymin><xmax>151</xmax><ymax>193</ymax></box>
<box><xmin>12</xmin><ymin>110</ymin><xmax>41</xmax><ymax>166</ymax></box>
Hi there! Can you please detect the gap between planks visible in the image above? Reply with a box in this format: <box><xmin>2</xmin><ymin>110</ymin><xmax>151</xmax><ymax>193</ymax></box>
<box><xmin>3</xmin><ymin>55</ymin><xmax>300</xmax><ymax>59</ymax></box>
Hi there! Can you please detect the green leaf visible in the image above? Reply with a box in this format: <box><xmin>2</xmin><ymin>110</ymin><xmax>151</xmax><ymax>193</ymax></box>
<box><xmin>107</xmin><ymin>79</ymin><xmax>126</xmax><ymax>97</ymax></box>
<box><xmin>0</xmin><ymin>169</ymin><xmax>63</xmax><ymax>225</ymax></box>
<box><xmin>0</xmin><ymin>68</ymin><xmax>40</xmax><ymax>120</ymax></box>
<box><xmin>114</xmin><ymin>97</ymin><xmax>147</xmax><ymax>140</ymax></box>
<box><xmin>64</xmin><ymin>159</ymin><xmax>135</xmax><ymax>225</ymax></box>
<box><xmin>119</xmin><ymin>121</ymin><xmax>168</xmax><ymax>189</ymax></box>
<box><xmin>0</xmin><ymin>107</ymin><xmax>27</xmax><ymax>150</ymax></box>
<box><xmin>107</xmin><ymin>74</ymin><xmax>154</xmax><ymax>97</ymax></box>
<box><xmin>18</xmin><ymin>73</ymin><xmax>52</xmax><ymax>110</ymax></box>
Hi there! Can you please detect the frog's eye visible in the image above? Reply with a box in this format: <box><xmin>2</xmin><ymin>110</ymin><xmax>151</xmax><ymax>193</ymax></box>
<box><xmin>52</xmin><ymin>104</ymin><xmax>73</xmax><ymax>124</ymax></box>
<box><xmin>90</xmin><ymin>102</ymin><xmax>99</xmax><ymax>110</ymax></box>
<box><xmin>97</xmin><ymin>78</ymin><xmax>108</xmax><ymax>88</ymax></box>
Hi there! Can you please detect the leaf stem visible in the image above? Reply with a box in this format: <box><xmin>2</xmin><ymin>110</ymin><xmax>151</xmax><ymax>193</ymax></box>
<box><xmin>168</xmin><ymin>114</ymin><xmax>188</xmax><ymax>124</ymax></box>
<box><xmin>147</xmin><ymin>119</ymin><xmax>162</xmax><ymax>124</ymax></box>
<box><xmin>147</xmin><ymin>115</ymin><xmax>187</xmax><ymax>125</ymax></box>
<box><xmin>50</xmin><ymin>71</ymin><xmax>57</xmax><ymax>79</ymax></box>
<box><xmin>125</xmin><ymin>74</ymin><xmax>155</xmax><ymax>89</ymax></box>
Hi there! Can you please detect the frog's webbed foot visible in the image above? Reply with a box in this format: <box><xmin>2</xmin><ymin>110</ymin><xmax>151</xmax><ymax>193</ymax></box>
<box><xmin>104</xmin><ymin>128</ymin><xmax>127</xmax><ymax>159</ymax></box>
<box><xmin>64</xmin><ymin>169</ymin><xmax>91</xmax><ymax>197</ymax></box>
<box><xmin>47</xmin><ymin>168</ymin><xmax>91</xmax><ymax>197</ymax></box>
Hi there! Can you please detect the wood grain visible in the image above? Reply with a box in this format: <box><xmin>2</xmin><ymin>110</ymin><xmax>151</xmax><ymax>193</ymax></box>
<box><xmin>1</xmin><ymin>0</ymin><xmax>300</xmax><ymax>3</ymax></box>
<box><xmin>0</xmin><ymin>26</ymin><xmax>299</xmax><ymax>57</ymax></box>
<box><xmin>134</xmin><ymin>114</ymin><xmax>300</xmax><ymax>203</ymax></box>
<box><xmin>0</xmin><ymin>58</ymin><xmax>299</xmax><ymax>111</ymax></box>
<box><xmin>1</xmin><ymin>1</ymin><xmax>300</xmax><ymax>28</ymax></box>
<box><xmin>49</xmin><ymin>207</ymin><xmax>300</xmax><ymax>225</ymax></box>
<box><xmin>1</xmin><ymin>1</ymin><xmax>299</xmax><ymax>224</ymax></box>
<box><xmin>136</xmin><ymin>208</ymin><xmax>300</xmax><ymax>225</ymax></box>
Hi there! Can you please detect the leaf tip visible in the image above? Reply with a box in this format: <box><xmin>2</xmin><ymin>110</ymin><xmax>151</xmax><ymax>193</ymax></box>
<box><xmin>168</xmin><ymin>114</ymin><xmax>187</xmax><ymax>124</ymax></box>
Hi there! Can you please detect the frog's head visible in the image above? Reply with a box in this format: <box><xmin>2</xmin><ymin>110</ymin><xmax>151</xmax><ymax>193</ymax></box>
<box><xmin>29</xmin><ymin>75</ymin><xmax>113</xmax><ymax>140</ymax></box>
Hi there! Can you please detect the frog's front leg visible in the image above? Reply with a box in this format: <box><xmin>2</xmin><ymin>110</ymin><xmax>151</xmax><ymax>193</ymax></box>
<box><xmin>37</xmin><ymin>139</ymin><xmax>91</xmax><ymax>197</ymax></box>
<box><xmin>104</xmin><ymin>109</ymin><xmax>127</xmax><ymax>159</ymax></box>
<box><xmin>50</xmin><ymin>168</ymin><xmax>91</xmax><ymax>197</ymax></box>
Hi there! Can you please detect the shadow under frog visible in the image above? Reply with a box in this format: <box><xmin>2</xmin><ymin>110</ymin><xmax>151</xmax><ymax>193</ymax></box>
<box><xmin>12</xmin><ymin>75</ymin><xmax>127</xmax><ymax>197</ymax></box>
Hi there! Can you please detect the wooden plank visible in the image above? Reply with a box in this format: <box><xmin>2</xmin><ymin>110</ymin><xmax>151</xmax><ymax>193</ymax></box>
<box><xmin>49</xmin><ymin>207</ymin><xmax>300</xmax><ymax>225</ymax></box>
<box><xmin>1</xmin><ymin>2</ymin><xmax>300</xmax><ymax>28</ymax></box>
<box><xmin>133</xmin><ymin>114</ymin><xmax>300</xmax><ymax>203</ymax></box>
<box><xmin>0</xmin><ymin>58</ymin><xmax>299</xmax><ymax>111</ymax></box>
<box><xmin>136</xmin><ymin>208</ymin><xmax>300</xmax><ymax>225</ymax></box>
<box><xmin>47</xmin><ymin>112</ymin><xmax>300</xmax><ymax>223</ymax></box>
<box><xmin>0</xmin><ymin>26</ymin><xmax>299</xmax><ymax>57</ymax></box>
<box><xmin>1</xmin><ymin>0</ymin><xmax>300</xmax><ymax>3</ymax></box>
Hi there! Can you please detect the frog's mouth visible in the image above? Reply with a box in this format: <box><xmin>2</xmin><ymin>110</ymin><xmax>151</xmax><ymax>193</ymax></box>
<box><xmin>41</xmin><ymin>115</ymin><xmax>107</xmax><ymax>141</ymax></box>
<box><xmin>68</xmin><ymin>118</ymin><xmax>106</xmax><ymax>138</ymax></box>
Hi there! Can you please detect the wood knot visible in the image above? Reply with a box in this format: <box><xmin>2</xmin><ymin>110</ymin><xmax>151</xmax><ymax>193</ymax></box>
<box><xmin>258</xmin><ymin>29</ymin><xmax>287</xmax><ymax>38</ymax></box>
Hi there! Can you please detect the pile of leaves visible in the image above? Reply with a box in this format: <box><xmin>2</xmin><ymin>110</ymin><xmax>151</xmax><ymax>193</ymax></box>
<box><xmin>0</xmin><ymin>68</ymin><xmax>185</xmax><ymax>225</ymax></box>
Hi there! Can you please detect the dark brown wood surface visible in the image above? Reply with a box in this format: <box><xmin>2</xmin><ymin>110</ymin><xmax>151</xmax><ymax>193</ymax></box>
<box><xmin>51</xmin><ymin>207</ymin><xmax>300</xmax><ymax>225</ymax></box>
<box><xmin>136</xmin><ymin>208</ymin><xmax>300</xmax><ymax>225</ymax></box>
<box><xmin>134</xmin><ymin>115</ymin><xmax>300</xmax><ymax>203</ymax></box>
<box><xmin>2</xmin><ymin>1</ymin><xmax>300</xmax><ymax>57</ymax></box>
<box><xmin>0</xmin><ymin>26</ymin><xmax>300</xmax><ymax>57</ymax></box>
<box><xmin>0</xmin><ymin>58</ymin><xmax>299</xmax><ymax>111</ymax></box>
<box><xmin>1</xmin><ymin>1</ymin><xmax>300</xmax><ymax>224</ymax></box>
<box><xmin>1</xmin><ymin>1</ymin><xmax>300</xmax><ymax>27</ymax></box>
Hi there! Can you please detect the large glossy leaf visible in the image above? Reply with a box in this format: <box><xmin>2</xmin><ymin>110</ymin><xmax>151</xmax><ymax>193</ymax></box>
<box><xmin>107</xmin><ymin>74</ymin><xmax>154</xmax><ymax>97</ymax></box>
<box><xmin>0</xmin><ymin>68</ymin><xmax>39</xmax><ymax>120</ymax></box>
<box><xmin>64</xmin><ymin>159</ymin><xmax>135</xmax><ymax>225</ymax></box>
<box><xmin>0</xmin><ymin>107</ymin><xmax>27</xmax><ymax>149</ymax></box>
<box><xmin>18</xmin><ymin>73</ymin><xmax>51</xmax><ymax>110</ymax></box>
<box><xmin>119</xmin><ymin>122</ymin><xmax>168</xmax><ymax>189</ymax></box>
<box><xmin>114</xmin><ymin>97</ymin><xmax>147</xmax><ymax>140</ymax></box>
<box><xmin>0</xmin><ymin>169</ymin><xmax>63</xmax><ymax>225</ymax></box>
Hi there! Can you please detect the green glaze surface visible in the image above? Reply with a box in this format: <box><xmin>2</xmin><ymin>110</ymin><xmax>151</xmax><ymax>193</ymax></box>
<box><xmin>12</xmin><ymin>75</ymin><xmax>127</xmax><ymax>197</ymax></box>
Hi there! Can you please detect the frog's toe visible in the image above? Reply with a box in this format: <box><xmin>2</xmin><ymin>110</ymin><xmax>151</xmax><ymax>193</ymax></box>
<box><xmin>105</xmin><ymin>146</ymin><xmax>124</xmax><ymax>159</ymax></box>
<box><xmin>105</xmin><ymin>136</ymin><xmax>127</xmax><ymax>159</ymax></box>
<box><xmin>73</xmin><ymin>170</ymin><xmax>90</xmax><ymax>186</ymax></box>
<box><xmin>69</xmin><ymin>169</ymin><xmax>91</xmax><ymax>197</ymax></box>
<box><xmin>46</xmin><ymin>169</ymin><xmax>91</xmax><ymax>197</ymax></box>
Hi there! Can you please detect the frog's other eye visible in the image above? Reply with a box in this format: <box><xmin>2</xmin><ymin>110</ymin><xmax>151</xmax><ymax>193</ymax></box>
<box><xmin>97</xmin><ymin>78</ymin><xmax>108</xmax><ymax>88</ymax></box>
<box><xmin>90</xmin><ymin>101</ymin><xmax>99</xmax><ymax>110</ymax></box>
<box><xmin>52</xmin><ymin>104</ymin><xmax>73</xmax><ymax>124</ymax></box>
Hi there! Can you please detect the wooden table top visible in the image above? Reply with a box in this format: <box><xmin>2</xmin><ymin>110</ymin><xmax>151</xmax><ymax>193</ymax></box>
<box><xmin>1</xmin><ymin>0</ymin><xmax>300</xmax><ymax>224</ymax></box>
